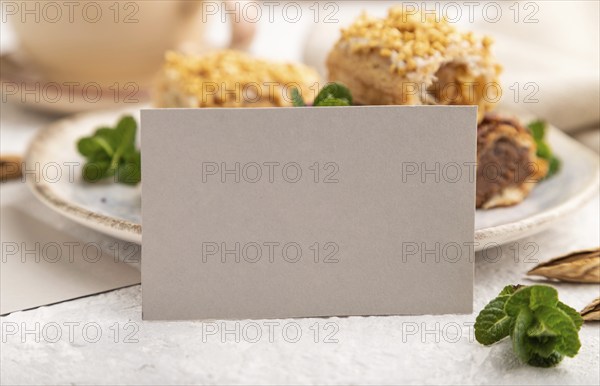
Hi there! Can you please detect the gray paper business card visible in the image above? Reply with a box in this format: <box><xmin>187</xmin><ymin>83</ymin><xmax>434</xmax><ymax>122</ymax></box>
<box><xmin>141</xmin><ymin>106</ymin><xmax>477</xmax><ymax>320</ymax></box>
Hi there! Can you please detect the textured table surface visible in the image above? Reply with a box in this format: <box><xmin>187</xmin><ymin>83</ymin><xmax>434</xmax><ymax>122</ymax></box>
<box><xmin>1</xmin><ymin>189</ymin><xmax>599</xmax><ymax>385</ymax></box>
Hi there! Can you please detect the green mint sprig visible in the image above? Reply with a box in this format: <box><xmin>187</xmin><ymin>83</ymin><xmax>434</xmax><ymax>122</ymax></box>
<box><xmin>475</xmin><ymin>284</ymin><xmax>583</xmax><ymax>367</ymax></box>
<box><xmin>292</xmin><ymin>82</ymin><xmax>353</xmax><ymax>107</ymax></box>
<box><xmin>77</xmin><ymin>116</ymin><xmax>141</xmax><ymax>185</ymax></box>
<box><xmin>527</xmin><ymin>120</ymin><xmax>561</xmax><ymax>179</ymax></box>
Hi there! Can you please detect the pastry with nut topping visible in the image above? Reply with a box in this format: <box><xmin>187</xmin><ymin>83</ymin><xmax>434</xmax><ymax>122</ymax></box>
<box><xmin>326</xmin><ymin>8</ymin><xmax>502</xmax><ymax>122</ymax></box>
<box><xmin>155</xmin><ymin>50</ymin><xmax>321</xmax><ymax>108</ymax></box>
<box><xmin>326</xmin><ymin>8</ymin><xmax>552</xmax><ymax>209</ymax></box>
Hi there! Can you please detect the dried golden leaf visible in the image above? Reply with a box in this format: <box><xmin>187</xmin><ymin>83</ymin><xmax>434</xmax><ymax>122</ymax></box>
<box><xmin>0</xmin><ymin>155</ymin><xmax>22</xmax><ymax>182</ymax></box>
<box><xmin>527</xmin><ymin>247</ymin><xmax>600</xmax><ymax>283</ymax></box>
<box><xmin>580</xmin><ymin>298</ymin><xmax>600</xmax><ymax>322</ymax></box>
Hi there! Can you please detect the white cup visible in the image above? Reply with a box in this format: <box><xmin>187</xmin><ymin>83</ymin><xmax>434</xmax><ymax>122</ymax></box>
<box><xmin>6</xmin><ymin>1</ymin><xmax>255</xmax><ymax>87</ymax></box>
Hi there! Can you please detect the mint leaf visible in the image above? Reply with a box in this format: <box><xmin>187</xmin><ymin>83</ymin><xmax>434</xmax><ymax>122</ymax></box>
<box><xmin>77</xmin><ymin>137</ymin><xmax>103</xmax><ymax>157</ymax></box>
<box><xmin>313</xmin><ymin>83</ymin><xmax>353</xmax><ymax>106</ymax></box>
<box><xmin>505</xmin><ymin>285</ymin><xmax>558</xmax><ymax>316</ymax></box>
<box><xmin>547</xmin><ymin>156</ymin><xmax>561</xmax><ymax>178</ymax></box>
<box><xmin>292</xmin><ymin>83</ymin><xmax>354</xmax><ymax>108</ymax></box>
<box><xmin>527</xmin><ymin>352</ymin><xmax>563</xmax><ymax>368</ymax></box>
<box><xmin>476</xmin><ymin>284</ymin><xmax>582</xmax><ymax>368</ymax></box>
<box><xmin>475</xmin><ymin>294</ymin><xmax>513</xmax><ymax>345</ymax></box>
<box><xmin>82</xmin><ymin>160</ymin><xmax>111</xmax><ymax>182</ymax></box>
<box><xmin>534</xmin><ymin>305</ymin><xmax>581</xmax><ymax>357</ymax></box>
<box><xmin>527</xmin><ymin>336</ymin><xmax>560</xmax><ymax>358</ymax></box>
<box><xmin>527</xmin><ymin>319</ymin><xmax>558</xmax><ymax>338</ymax></box>
<box><xmin>527</xmin><ymin>120</ymin><xmax>561</xmax><ymax>179</ymax></box>
<box><xmin>116</xmin><ymin>151</ymin><xmax>141</xmax><ymax>185</ymax></box>
<box><xmin>536</xmin><ymin>141</ymin><xmax>552</xmax><ymax>159</ymax></box>
<box><xmin>316</xmin><ymin>98</ymin><xmax>351</xmax><ymax>106</ymax></box>
<box><xmin>291</xmin><ymin>88</ymin><xmax>306</xmax><ymax>107</ymax></box>
<box><xmin>530</xmin><ymin>285</ymin><xmax>559</xmax><ymax>310</ymax></box>
<box><xmin>511</xmin><ymin>306</ymin><xmax>534</xmax><ymax>363</ymax></box>
<box><xmin>116</xmin><ymin>115</ymin><xmax>137</xmax><ymax>134</ymax></box>
<box><xmin>94</xmin><ymin>128</ymin><xmax>120</xmax><ymax>154</ymax></box>
<box><xmin>77</xmin><ymin>116</ymin><xmax>141</xmax><ymax>185</ymax></box>
<box><xmin>526</xmin><ymin>318</ymin><xmax>560</xmax><ymax>358</ymax></box>
<box><xmin>111</xmin><ymin>117</ymin><xmax>136</xmax><ymax>168</ymax></box>
<box><xmin>528</xmin><ymin>120</ymin><xmax>545</xmax><ymax>141</ymax></box>
<box><xmin>557</xmin><ymin>301</ymin><xmax>584</xmax><ymax>330</ymax></box>
<box><xmin>499</xmin><ymin>284</ymin><xmax>523</xmax><ymax>296</ymax></box>
<box><xmin>474</xmin><ymin>285</ymin><xmax>530</xmax><ymax>345</ymax></box>
<box><xmin>77</xmin><ymin>130</ymin><xmax>115</xmax><ymax>157</ymax></box>
<box><xmin>505</xmin><ymin>286</ymin><xmax>533</xmax><ymax>316</ymax></box>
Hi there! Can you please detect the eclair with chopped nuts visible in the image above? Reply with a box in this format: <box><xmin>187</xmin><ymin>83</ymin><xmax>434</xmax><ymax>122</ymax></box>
<box><xmin>154</xmin><ymin>50</ymin><xmax>321</xmax><ymax>108</ymax></box>
<box><xmin>326</xmin><ymin>8</ymin><xmax>551</xmax><ymax>209</ymax></box>
<box><xmin>327</xmin><ymin>8</ymin><xmax>502</xmax><ymax>122</ymax></box>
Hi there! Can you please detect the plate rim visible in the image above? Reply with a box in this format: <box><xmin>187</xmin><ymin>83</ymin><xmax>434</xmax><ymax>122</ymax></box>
<box><xmin>474</xmin><ymin>128</ymin><xmax>599</xmax><ymax>245</ymax></box>
<box><xmin>25</xmin><ymin>109</ymin><xmax>600</xmax><ymax>246</ymax></box>
<box><xmin>25</xmin><ymin>110</ymin><xmax>143</xmax><ymax>243</ymax></box>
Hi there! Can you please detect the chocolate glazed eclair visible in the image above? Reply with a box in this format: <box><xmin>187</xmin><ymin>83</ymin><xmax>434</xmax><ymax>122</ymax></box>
<box><xmin>476</xmin><ymin>115</ymin><xmax>548</xmax><ymax>209</ymax></box>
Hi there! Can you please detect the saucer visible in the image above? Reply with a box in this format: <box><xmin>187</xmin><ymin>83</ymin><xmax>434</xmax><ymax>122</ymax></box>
<box><xmin>1</xmin><ymin>52</ymin><xmax>151</xmax><ymax>114</ymax></box>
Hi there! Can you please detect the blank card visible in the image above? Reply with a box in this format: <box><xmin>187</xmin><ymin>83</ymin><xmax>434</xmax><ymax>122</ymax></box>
<box><xmin>141</xmin><ymin>106</ymin><xmax>477</xmax><ymax>320</ymax></box>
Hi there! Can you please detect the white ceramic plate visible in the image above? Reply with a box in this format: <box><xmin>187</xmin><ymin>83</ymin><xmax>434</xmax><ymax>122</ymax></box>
<box><xmin>25</xmin><ymin>108</ymin><xmax>599</xmax><ymax>250</ymax></box>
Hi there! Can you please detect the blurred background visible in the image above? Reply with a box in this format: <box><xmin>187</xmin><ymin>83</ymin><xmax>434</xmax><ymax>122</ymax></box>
<box><xmin>1</xmin><ymin>0</ymin><xmax>599</xmax><ymax>152</ymax></box>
